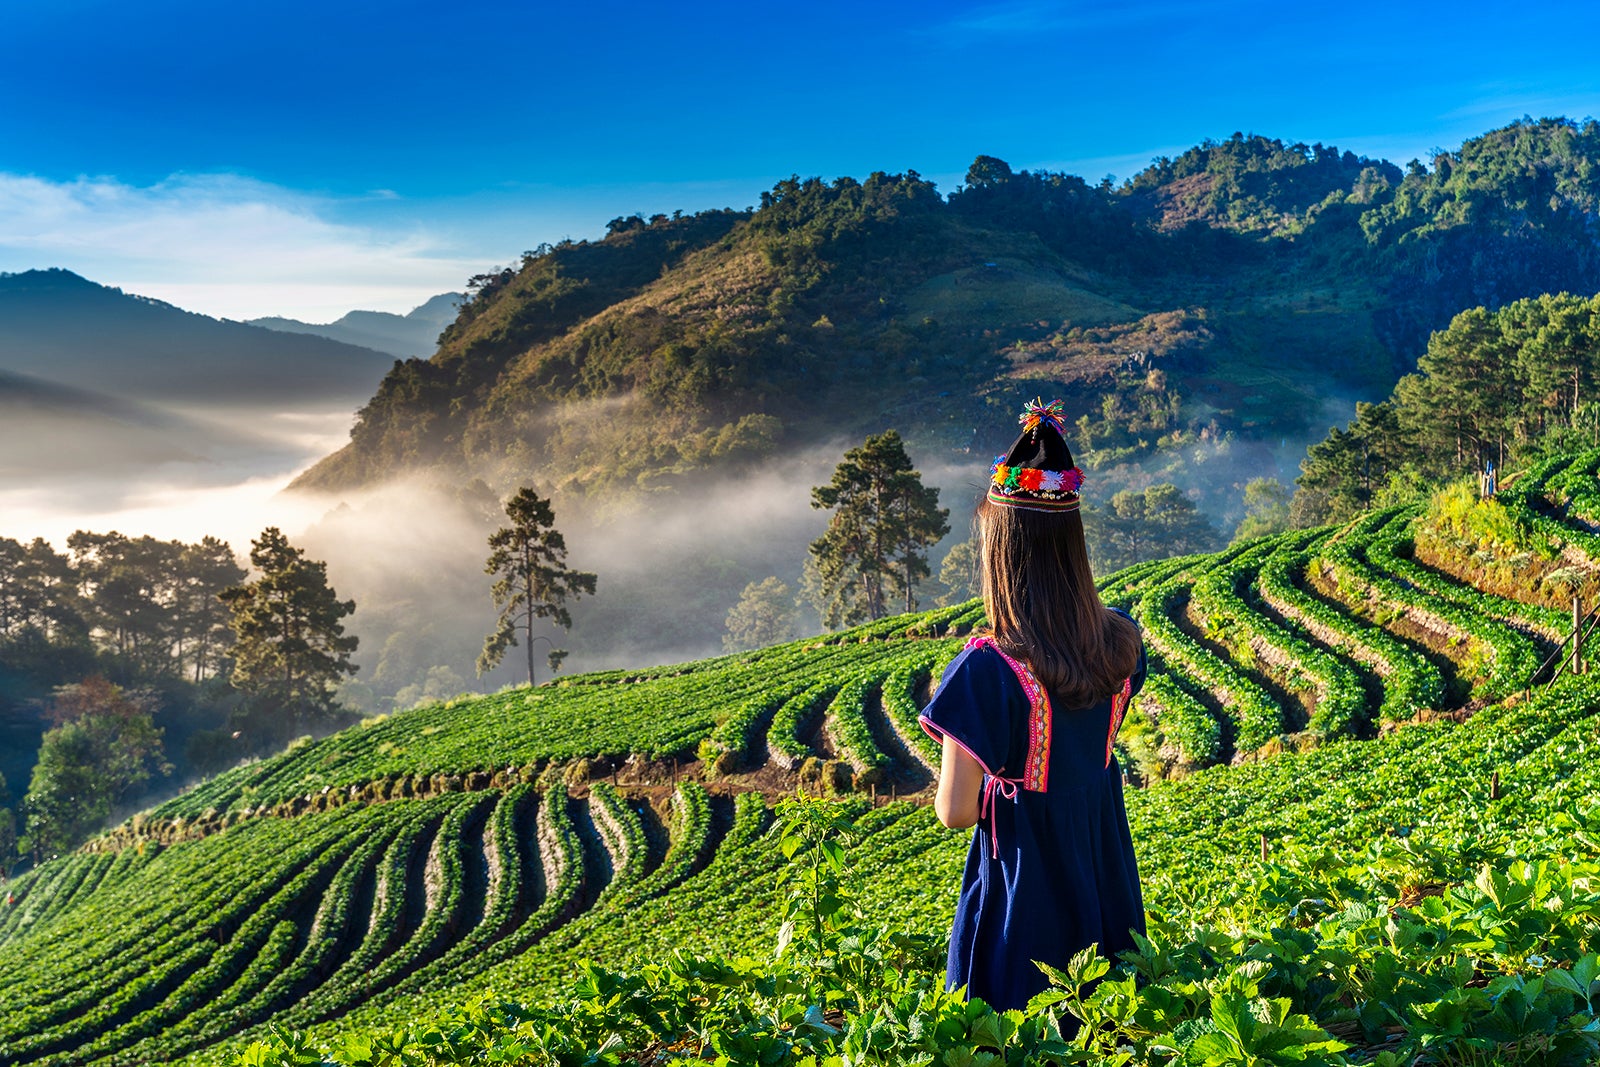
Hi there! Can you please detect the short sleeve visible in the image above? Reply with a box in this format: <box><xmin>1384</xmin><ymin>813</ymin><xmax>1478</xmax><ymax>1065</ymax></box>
<box><xmin>1110</xmin><ymin>606</ymin><xmax>1148</xmax><ymax>699</ymax></box>
<box><xmin>918</xmin><ymin>645</ymin><xmax>1020</xmax><ymax>775</ymax></box>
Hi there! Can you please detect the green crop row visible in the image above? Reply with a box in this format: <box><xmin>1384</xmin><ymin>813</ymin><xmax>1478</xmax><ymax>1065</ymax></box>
<box><xmin>1257</xmin><ymin>550</ymin><xmax>1444</xmax><ymax>720</ymax></box>
<box><xmin>397</xmin><ymin>786</ymin><xmax>533</xmax><ymax>997</ymax></box>
<box><xmin>9</xmin><ymin>809</ymin><xmax>376</xmax><ymax>1067</ymax></box>
<box><xmin>1318</xmin><ymin>523</ymin><xmax>1539</xmax><ymax>700</ymax></box>
<box><xmin>703</xmin><ymin>688</ymin><xmax>802</xmax><ymax>772</ymax></box>
<box><xmin>1365</xmin><ymin>510</ymin><xmax>1567</xmax><ymax>635</ymax></box>
<box><xmin>1192</xmin><ymin>548</ymin><xmax>1368</xmax><ymax>739</ymax></box>
<box><xmin>1500</xmin><ymin>487</ymin><xmax>1600</xmax><ymax>564</ymax></box>
<box><xmin>0</xmin><ymin>808</ymin><xmax>371</xmax><ymax>1057</ymax></box>
<box><xmin>584</xmin><ymin>782</ymin><xmax>651</xmax><ymax>900</ymax></box>
<box><xmin>881</xmin><ymin>649</ymin><xmax>943</xmax><ymax>768</ymax></box>
<box><xmin>0</xmin><ymin>854</ymin><xmax>89</xmax><ymax>945</ymax></box>
<box><xmin>1098</xmin><ymin>551</ymin><xmax>1217</xmax><ymax>610</ymax></box>
<box><xmin>766</xmin><ymin>682</ymin><xmax>840</xmax><ymax>771</ymax></box>
<box><xmin>1131</xmin><ymin>664</ymin><xmax>1223</xmax><ymax>767</ymax></box>
<box><xmin>627</xmin><ymin>782</ymin><xmax>714</xmax><ymax>905</ymax></box>
<box><xmin>824</xmin><ymin>677</ymin><xmax>890</xmax><ymax>784</ymax></box>
<box><xmin>1137</xmin><ymin>579</ymin><xmax>1287</xmax><ymax>755</ymax></box>
<box><xmin>1516</xmin><ymin>449</ymin><xmax>1585</xmax><ymax>493</ymax></box>
<box><xmin>261</xmin><ymin>799</ymin><xmax>451</xmax><ymax>1031</ymax></box>
<box><xmin>1549</xmin><ymin>451</ymin><xmax>1600</xmax><ymax>523</ymax></box>
<box><xmin>425</xmin><ymin>783</ymin><xmax>585</xmax><ymax>985</ymax></box>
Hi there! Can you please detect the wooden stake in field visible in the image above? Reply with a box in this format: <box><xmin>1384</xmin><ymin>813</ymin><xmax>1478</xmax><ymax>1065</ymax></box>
<box><xmin>1574</xmin><ymin>597</ymin><xmax>1584</xmax><ymax>676</ymax></box>
<box><xmin>1260</xmin><ymin>833</ymin><xmax>1269</xmax><ymax>863</ymax></box>
<box><xmin>1490</xmin><ymin>770</ymin><xmax>1501</xmax><ymax>801</ymax></box>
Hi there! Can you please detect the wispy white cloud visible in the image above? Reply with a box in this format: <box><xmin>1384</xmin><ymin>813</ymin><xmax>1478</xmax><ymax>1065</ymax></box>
<box><xmin>919</xmin><ymin>0</ymin><xmax>1248</xmax><ymax>39</ymax></box>
<box><xmin>1440</xmin><ymin>90</ymin><xmax>1600</xmax><ymax>123</ymax></box>
<box><xmin>0</xmin><ymin>171</ymin><xmax>481</xmax><ymax>321</ymax></box>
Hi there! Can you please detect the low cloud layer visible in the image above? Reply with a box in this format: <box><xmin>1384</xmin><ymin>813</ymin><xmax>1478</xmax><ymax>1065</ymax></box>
<box><xmin>0</xmin><ymin>404</ymin><xmax>350</xmax><ymax>549</ymax></box>
<box><xmin>0</xmin><ymin>171</ymin><xmax>478</xmax><ymax>321</ymax></box>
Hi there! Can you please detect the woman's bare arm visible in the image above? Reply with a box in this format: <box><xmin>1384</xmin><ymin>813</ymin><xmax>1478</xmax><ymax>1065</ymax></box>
<box><xmin>934</xmin><ymin>736</ymin><xmax>984</xmax><ymax>828</ymax></box>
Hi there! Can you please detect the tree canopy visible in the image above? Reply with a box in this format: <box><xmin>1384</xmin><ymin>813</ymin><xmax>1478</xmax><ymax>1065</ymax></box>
<box><xmin>808</xmin><ymin>431</ymin><xmax>949</xmax><ymax>627</ymax></box>
<box><xmin>1297</xmin><ymin>290</ymin><xmax>1600</xmax><ymax>523</ymax></box>
<box><xmin>1087</xmin><ymin>484</ymin><xmax>1220</xmax><ymax>572</ymax></box>
<box><xmin>218</xmin><ymin>528</ymin><xmax>358</xmax><ymax>738</ymax></box>
<box><xmin>477</xmin><ymin>488</ymin><xmax>597</xmax><ymax>686</ymax></box>
<box><xmin>723</xmin><ymin>577</ymin><xmax>797</xmax><ymax>653</ymax></box>
<box><xmin>21</xmin><ymin>678</ymin><xmax>168</xmax><ymax>859</ymax></box>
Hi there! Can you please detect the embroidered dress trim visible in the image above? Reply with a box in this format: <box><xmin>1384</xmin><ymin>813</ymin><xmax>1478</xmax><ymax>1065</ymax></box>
<box><xmin>964</xmin><ymin>636</ymin><xmax>1050</xmax><ymax>792</ymax></box>
<box><xmin>1106</xmin><ymin>677</ymin><xmax>1133</xmax><ymax>769</ymax></box>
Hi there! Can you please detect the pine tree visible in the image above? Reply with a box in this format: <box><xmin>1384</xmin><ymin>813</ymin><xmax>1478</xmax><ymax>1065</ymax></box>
<box><xmin>808</xmin><ymin>431</ymin><xmax>949</xmax><ymax>628</ymax></box>
<box><xmin>1090</xmin><ymin>484</ymin><xmax>1219</xmax><ymax>571</ymax></box>
<box><xmin>723</xmin><ymin>577</ymin><xmax>797</xmax><ymax>652</ymax></box>
<box><xmin>935</xmin><ymin>539</ymin><xmax>980</xmax><ymax>607</ymax></box>
<box><xmin>176</xmin><ymin>537</ymin><xmax>247</xmax><ymax>683</ymax></box>
<box><xmin>218</xmin><ymin>528</ymin><xmax>358</xmax><ymax>733</ymax></box>
<box><xmin>477</xmin><ymin>488</ymin><xmax>597</xmax><ymax>686</ymax></box>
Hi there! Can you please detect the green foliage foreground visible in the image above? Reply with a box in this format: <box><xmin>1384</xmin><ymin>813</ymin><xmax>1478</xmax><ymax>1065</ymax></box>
<box><xmin>235</xmin><ymin>742</ymin><xmax>1600</xmax><ymax>1066</ymax></box>
<box><xmin>225</xmin><ymin>667</ymin><xmax>1600</xmax><ymax>1067</ymax></box>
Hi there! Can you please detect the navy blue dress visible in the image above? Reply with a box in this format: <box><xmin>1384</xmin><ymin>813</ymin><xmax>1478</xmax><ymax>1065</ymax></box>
<box><xmin>919</xmin><ymin>611</ymin><xmax>1148</xmax><ymax>1012</ymax></box>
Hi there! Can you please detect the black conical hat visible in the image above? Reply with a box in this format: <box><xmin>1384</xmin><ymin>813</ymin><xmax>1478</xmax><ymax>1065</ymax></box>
<box><xmin>987</xmin><ymin>398</ymin><xmax>1085</xmax><ymax>512</ymax></box>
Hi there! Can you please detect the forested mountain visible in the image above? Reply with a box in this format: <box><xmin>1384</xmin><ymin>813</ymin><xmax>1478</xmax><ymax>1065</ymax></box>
<box><xmin>0</xmin><ymin>269</ymin><xmax>393</xmax><ymax>407</ymax></box>
<box><xmin>1299</xmin><ymin>290</ymin><xmax>1600</xmax><ymax>523</ymax></box>
<box><xmin>249</xmin><ymin>292</ymin><xmax>462</xmax><ymax>359</ymax></box>
<box><xmin>295</xmin><ymin>118</ymin><xmax>1600</xmax><ymax>519</ymax></box>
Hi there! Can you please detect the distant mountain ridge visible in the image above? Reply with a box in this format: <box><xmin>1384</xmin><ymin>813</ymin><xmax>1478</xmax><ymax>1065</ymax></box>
<box><xmin>250</xmin><ymin>292</ymin><xmax>463</xmax><ymax>359</ymax></box>
<box><xmin>0</xmin><ymin>366</ymin><xmax>287</xmax><ymax>482</ymax></box>
<box><xmin>0</xmin><ymin>268</ymin><xmax>394</xmax><ymax>408</ymax></box>
<box><xmin>294</xmin><ymin>117</ymin><xmax>1600</xmax><ymax>516</ymax></box>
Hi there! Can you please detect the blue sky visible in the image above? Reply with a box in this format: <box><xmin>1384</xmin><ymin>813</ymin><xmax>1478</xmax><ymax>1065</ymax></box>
<box><xmin>2</xmin><ymin>0</ymin><xmax>1598</xmax><ymax>320</ymax></box>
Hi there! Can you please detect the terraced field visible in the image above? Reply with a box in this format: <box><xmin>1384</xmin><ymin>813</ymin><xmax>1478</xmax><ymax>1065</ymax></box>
<box><xmin>4</xmin><ymin>450</ymin><xmax>1600</xmax><ymax>1065</ymax></box>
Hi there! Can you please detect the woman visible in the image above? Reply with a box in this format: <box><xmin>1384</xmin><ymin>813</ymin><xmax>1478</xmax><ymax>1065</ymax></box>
<box><xmin>919</xmin><ymin>398</ymin><xmax>1147</xmax><ymax>1012</ymax></box>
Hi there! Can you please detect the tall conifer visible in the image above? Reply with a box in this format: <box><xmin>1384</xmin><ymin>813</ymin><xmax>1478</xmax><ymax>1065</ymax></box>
<box><xmin>219</xmin><ymin>528</ymin><xmax>358</xmax><ymax>732</ymax></box>
<box><xmin>477</xmin><ymin>488</ymin><xmax>597</xmax><ymax>686</ymax></box>
<box><xmin>808</xmin><ymin>431</ymin><xmax>949</xmax><ymax>627</ymax></box>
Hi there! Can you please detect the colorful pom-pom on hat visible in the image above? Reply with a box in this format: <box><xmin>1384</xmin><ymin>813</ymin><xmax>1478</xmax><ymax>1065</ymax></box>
<box><xmin>987</xmin><ymin>398</ymin><xmax>1085</xmax><ymax>512</ymax></box>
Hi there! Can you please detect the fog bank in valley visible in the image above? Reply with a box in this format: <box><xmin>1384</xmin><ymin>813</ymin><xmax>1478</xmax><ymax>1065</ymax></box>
<box><xmin>286</xmin><ymin>405</ymin><xmax>1345</xmax><ymax>710</ymax></box>
<box><xmin>2</xmin><ymin>390</ymin><xmax>1353</xmax><ymax>715</ymax></box>
<box><xmin>287</xmin><ymin>446</ymin><xmax>994</xmax><ymax>707</ymax></box>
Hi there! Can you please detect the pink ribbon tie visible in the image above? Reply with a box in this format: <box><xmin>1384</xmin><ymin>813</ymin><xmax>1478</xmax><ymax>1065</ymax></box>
<box><xmin>980</xmin><ymin>774</ymin><xmax>1021</xmax><ymax>858</ymax></box>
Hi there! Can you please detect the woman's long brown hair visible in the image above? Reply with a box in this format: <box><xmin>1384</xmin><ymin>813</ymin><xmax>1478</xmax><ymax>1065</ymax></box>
<box><xmin>978</xmin><ymin>498</ymin><xmax>1142</xmax><ymax>706</ymax></box>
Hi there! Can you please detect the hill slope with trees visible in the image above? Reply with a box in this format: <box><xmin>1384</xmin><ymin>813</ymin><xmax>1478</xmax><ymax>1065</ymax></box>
<box><xmin>296</xmin><ymin>118</ymin><xmax>1600</xmax><ymax>528</ymax></box>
